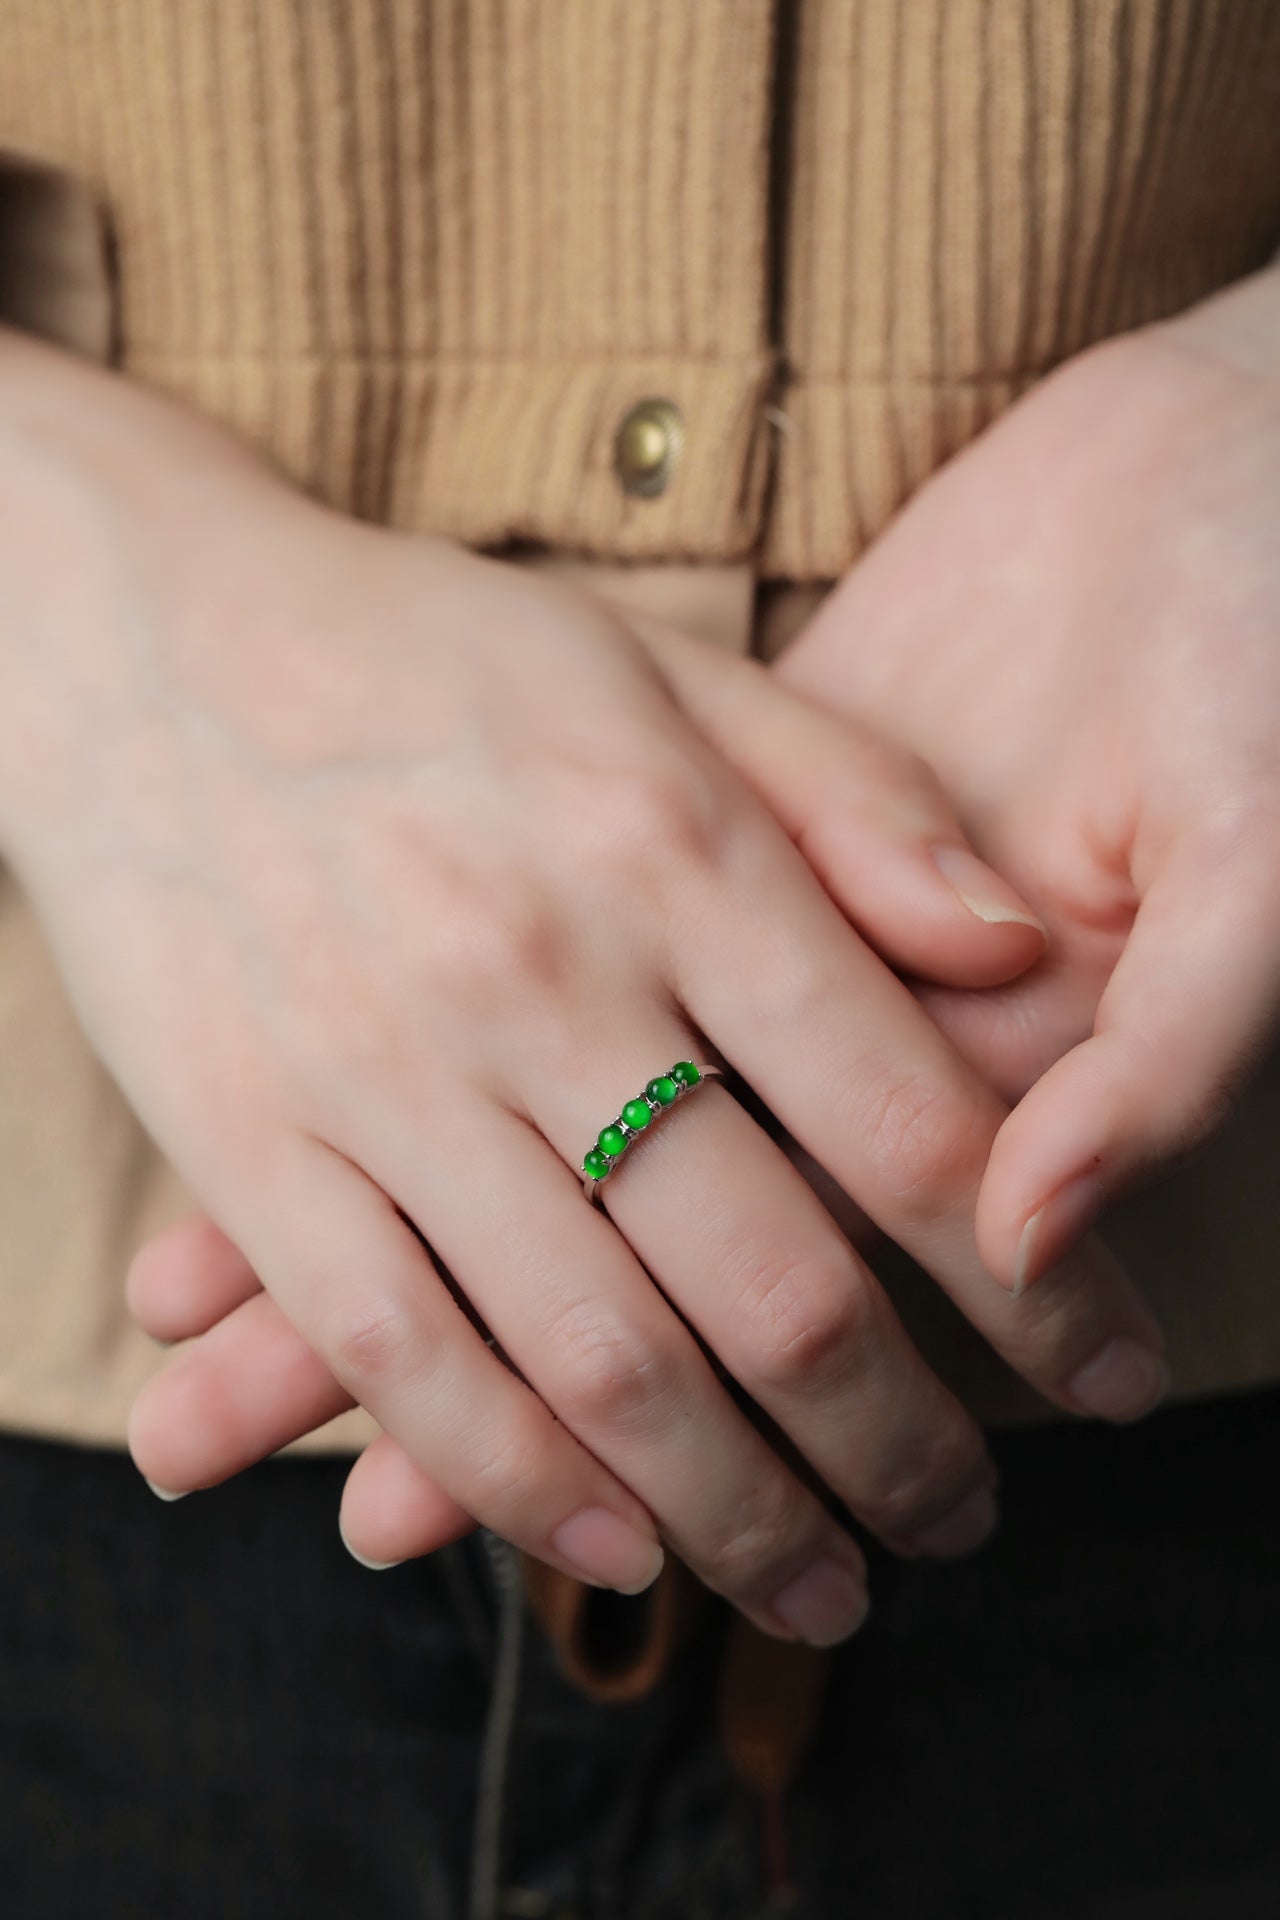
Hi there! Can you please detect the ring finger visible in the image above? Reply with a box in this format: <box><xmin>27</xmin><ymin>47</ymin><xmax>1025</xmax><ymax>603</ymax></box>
<box><xmin>345</xmin><ymin>1028</ymin><xmax>993</xmax><ymax>1604</ymax></box>
<box><xmin>331</xmin><ymin>1075</ymin><xmax>876</xmax><ymax>1644</ymax></box>
<box><xmin>522</xmin><ymin>1036</ymin><xmax>999</xmax><ymax>1558</ymax></box>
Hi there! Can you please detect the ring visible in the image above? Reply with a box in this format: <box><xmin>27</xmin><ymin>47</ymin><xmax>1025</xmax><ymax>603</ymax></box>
<box><xmin>581</xmin><ymin>1061</ymin><xmax>724</xmax><ymax>1203</ymax></box>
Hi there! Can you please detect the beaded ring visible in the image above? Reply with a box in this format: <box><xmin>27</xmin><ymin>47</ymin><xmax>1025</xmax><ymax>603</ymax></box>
<box><xmin>581</xmin><ymin>1062</ymin><xmax>723</xmax><ymax>1203</ymax></box>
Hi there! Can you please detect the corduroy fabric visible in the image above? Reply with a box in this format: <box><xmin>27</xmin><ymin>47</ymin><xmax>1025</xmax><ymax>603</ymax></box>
<box><xmin>2</xmin><ymin>2</ymin><xmax>1279</xmax><ymax>579</ymax></box>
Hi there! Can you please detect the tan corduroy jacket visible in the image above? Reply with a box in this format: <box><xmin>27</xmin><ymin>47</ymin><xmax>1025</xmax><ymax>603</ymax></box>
<box><xmin>2</xmin><ymin>6</ymin><xmax>1280</xmax><ymax>1768</ymax></box>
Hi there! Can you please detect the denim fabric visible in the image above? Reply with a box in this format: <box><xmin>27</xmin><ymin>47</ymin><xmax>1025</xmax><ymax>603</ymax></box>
<box><xmin>1</xmin><ymin>1388</ymin><xmax>1278</xmax><ymax>1920</ymax></box>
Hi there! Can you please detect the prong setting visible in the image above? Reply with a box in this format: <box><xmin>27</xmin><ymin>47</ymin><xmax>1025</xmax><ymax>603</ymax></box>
<box><xmin>581</xmin><ymin>1062</ymin><xmax>716</xmax><ymax>1202</ymax></box>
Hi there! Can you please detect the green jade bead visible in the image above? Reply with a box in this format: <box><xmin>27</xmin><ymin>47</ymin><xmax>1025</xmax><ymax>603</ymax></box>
<box><xmin>597</xmin><ymin>1124</ymin><xmax>629</xmax><ymax>1159</ymax></box>
<box><xmin>583</xmin><ymin>1148</ymin><xmax>612</xmax><ymax>1180</ymax></box>
<box><xmin>645</xmin><ymin>1075</ymin><xmax>678</xmax><ymax>1107</ymax></box>
<box><xmin>672</xmin><ymin>1061</ymin><xmax>701</xmax><ymax>1087</ymax></box>
<box><xmin>621</xmin><ymin>1098</ymin><xmax>654</xmax><ymax>1131</ymax></box>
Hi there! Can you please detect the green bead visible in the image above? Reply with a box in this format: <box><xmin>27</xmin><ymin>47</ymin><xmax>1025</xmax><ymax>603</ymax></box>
<box><xmin>622</xmin><ymin>1098</ymin><xmax>653</xmax><ymax>1131</ymax></box>
<box><xmin>583</xmin><ymin>1148</ymin><xmax>611</xmax><ymax>1180</ymax></box>
<box><xmin>645</xmin><ymin>1075</ymin><xmax>678</xmax><ymax>1107</ymax></box>
<box><xmin>598</xmin><ymin>1124</ymin><xmax>628</xmax><ymax>1159</ymax></box>
<box><xmin>672</xmin><ymin>1061</ymin><xmax>701</xmax><ymax>1087</ymax></box>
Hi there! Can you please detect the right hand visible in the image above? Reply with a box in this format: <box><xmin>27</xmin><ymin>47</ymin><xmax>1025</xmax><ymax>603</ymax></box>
<box><xmin>0</xmin><ymin>339</ymin><xmax>1164</xmax><ymax>1647</ymax></box>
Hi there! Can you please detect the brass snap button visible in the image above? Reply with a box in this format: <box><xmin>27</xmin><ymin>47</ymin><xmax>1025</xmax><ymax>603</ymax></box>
<box><xmin>614</xmin><ymin>397</ymin><xmax>683</xmax><ymax>498</ymax></box>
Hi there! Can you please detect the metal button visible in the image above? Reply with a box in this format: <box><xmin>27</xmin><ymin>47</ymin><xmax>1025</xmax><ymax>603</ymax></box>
<box><xmin>614</xmin><ymin>397</ymin><xmax>683</xmax><ymax>498</ymax></box>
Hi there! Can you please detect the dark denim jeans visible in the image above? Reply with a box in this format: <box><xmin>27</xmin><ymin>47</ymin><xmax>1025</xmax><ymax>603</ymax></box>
<box><xmin>2</xmin><ymin>1388</ymin><xmax>1279</xmax><ymax>1920</ymax></box>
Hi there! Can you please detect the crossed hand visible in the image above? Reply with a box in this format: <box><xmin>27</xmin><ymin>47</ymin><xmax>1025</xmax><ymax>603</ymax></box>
<box><xmin>36</xmin><ymin>269</ymin><xmax>1278</xmax><ymax>1648</ymax></box>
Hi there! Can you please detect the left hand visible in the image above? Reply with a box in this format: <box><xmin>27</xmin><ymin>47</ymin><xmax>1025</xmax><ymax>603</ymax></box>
<box><xmin>128</xmin><ymin>264</ymin><xmax>1280</xmax><ymax>1550</ymax></box>
<box><xmin>780</xmin><ymin>261</ymin><xmax>1280</xmax><ymax>1298</ymax></box>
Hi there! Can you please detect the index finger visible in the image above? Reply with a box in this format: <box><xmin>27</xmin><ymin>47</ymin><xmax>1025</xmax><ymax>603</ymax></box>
<box><xmin>669</xmin><ymin>811</ymin><xmax>1171</xmax><ymax>1425</ymax></box>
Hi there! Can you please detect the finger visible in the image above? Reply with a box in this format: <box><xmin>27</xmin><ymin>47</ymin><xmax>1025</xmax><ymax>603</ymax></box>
<box><xmin>130</xmin><ymin>1287</ymin><xmax>355</xmax><ymax>1489</ymax></box>
<box><xmin>977</xmin><ymin>822</ymin><xmax>1280</xmax><ymax>1294</ymax></box>
<box><xmin>339</xmin><ymin>1433</ymin><xmax>476</xmax><ymax>1567</ymax></box>
<box><xmin>126</xmin><ymin>1211</ymin><xmax>262</xmax><ymax>1342</ymax></box>
<box><xmin>132</xmin><ymin>1080</ymin><xmax>995</xmax><ymax>1566</ymax></box>
<box><xmin>131</xmin><ymin>1275</ymin><xmax>480</xmax><ymax>1548</ymax></box>
<box><xmin>909</xmin><ymin>917</ymin><xmax>1116</xmax><ymax>1107</ymax></box>
<box><xmin>136</xmin><ymin>1127</ymin><xmax>667</xmax><ymax>1598</ymax></box>
<box><xmin>671</xmin><ymin>816</ymin><xmax>1172</xmax><ymax>1425</ymax></box>
<box><xmin>642</xmin><ymin>617</ymin><xmax>1046</xmax><ymax>987</ymax></box>
<box><xmin>333</xmin><ymin>1088</ymin><xmax>873</xmax><ymax>1645</ymax></box>
<box><xmin>523</xmin><ymin>1047</ymin><xmax>1001</xmax><ymax>1559</ymax></box>
<box><xmin>130</xmin><ymin>1089</ymin><xmax>991</xmax><ymax>1566</ymax></box>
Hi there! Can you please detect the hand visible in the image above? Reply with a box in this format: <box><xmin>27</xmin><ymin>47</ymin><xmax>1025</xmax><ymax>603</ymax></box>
<box><xmin>0</xmin><ymin>329</ymin><xmax>1159</xmax><ymax>1640</ymax></box>
<box><xmin>119</xmin><ymin>1110</ymin><xmax>951</xmax><ymax>1570</ymax></box>
<box><xmin>128</xmin><ymin>1213</ymin><xmax>479</xmax><ymax>1557</ymax></box>
<box><xmin>776</xmin><ymin>262</ymin><xmax>1280</xmax><ymax>1315</ymax></box>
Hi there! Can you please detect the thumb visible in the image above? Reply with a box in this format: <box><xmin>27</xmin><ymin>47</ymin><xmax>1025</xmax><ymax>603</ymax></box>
<box><xmin>977</xmin><ymin>814</ymin><xmax>1280</xmax><ymax>1293</ymax></box>
<box><xmin>640</xmin><ymin>616</ymin><xmax>1046</xmax><ymax>990</ymax></box>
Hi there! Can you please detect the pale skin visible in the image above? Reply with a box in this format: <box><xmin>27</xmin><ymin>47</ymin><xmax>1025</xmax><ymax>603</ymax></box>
<box><xmin>0</xmin><ymin>321</ymin><xmax>1170</xmax><ymax>1649</ymax></box>
<box><xmin>123</xmin><ymin>262</ymin><xmax>1280</xmax><ymax>1598</ymax></box>
<box><xmin>787</xmin><ymin>264</ymin><xmax>1280</xmax><ymax>1287</ymax></box>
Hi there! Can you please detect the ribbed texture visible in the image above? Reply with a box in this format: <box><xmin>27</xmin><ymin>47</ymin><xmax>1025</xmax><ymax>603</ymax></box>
<box><xmin>769</xmin><ymin>0</ymin><xmax>1280</xmax><ymax>576</ymax></box>
<box><xmin>3</xmin><ymin>3</ymin><xmax>1280</xmax><ymax>576</ymax></box>
<box><xmin>0</xmin><ymin>0</ymin><xmax>778</xmax><ymax>559</ymax></box>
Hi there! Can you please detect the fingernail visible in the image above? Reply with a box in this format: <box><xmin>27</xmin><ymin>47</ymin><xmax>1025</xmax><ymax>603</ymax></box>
<box><xmin>766</xmin><ymin>1556</ymin><xmax>870</xmax><ymax>1647</ymax></box>
<box><xmin>1015</xmin><ymin>1172</ymin><xmax>1105</xmax><ymax>1295</ymax></box>
<box><xmin>931</xmin><ymin>845</ymin><xmax>1046</xmax><ymax>933</ymax></box>
<box><xmin>339</xmin><ymin>1527</ymin><xmax>402</xmax><ymax>1572</ymax></box>
<box><xmin>907</xmin><ymin>1486</ymin><xmax>1000</xmax><ymax>1560</ymax></box>
<box><xmin>1069</xmin><ymin>1337</ymin><xmax>1171</xmax><ymax>1423</ymax></box>
<box><xmin>144</xmin><ymin>1478</ymin><xmax>188</xmax><ymax>1503</ymax></box>
<box><xmin>550</xmin><ymin>1506</ymin><xmax>665</xmax><ymax>1596</ymax></box>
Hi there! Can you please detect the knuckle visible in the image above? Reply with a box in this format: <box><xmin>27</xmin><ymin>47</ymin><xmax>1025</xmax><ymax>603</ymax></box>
<box><xmin>298</xmin><ymin>963</ymin><xmax>404</xmax><ymax>1081</ymax></box>
<box><xmin>861</xmin><ymin>1428</ymin><xmax>989</xmax><ymax>1536</ymax></box>
<box><xmin>465</xmin><ymin>1421</ymin><xmax>546</xmax><ymax>1512</ymax></box>
<box><xmin>281</xmin><ymin>938</ymin><xmax>418</xmax><ymax>1095</ymax></box>
<box><xmin>758</xmin><ymin>946</ymin><xmax>835</xmax><ymax>1028</ymax></box>
<box><xmin>995</xmin><ymin>1261</ymin><xmax>1098</xmax><ymax>1372</ymax></box>
<box><xmin>585</xmin><ymin>756</ymin><xmax>727</xmax><ymax>883</ymax></box>
<box><xmin>701</xmin><ymin>1477</ymin><xmax>806</xmax><ymax>1590</ymax></box>
<box><xmin>325</xmin><ymin>1294</ymin><xmax>422</xmax><ymax>1391</ymax></box>
<box><xmin>856</xmin><ymin>1071</ymin><xmax>988</xmax><ymax>1223</ymax></box>
<box><xmin>360</xmin><ymin>805</ymin><xmax>566</xmax><ymax>1006</ymax></box>
<box><xmin>888</xmin><ymin>742</ymin><xmax>943</xmax><ymax>799</ymax></box>
<box><xmin>548</xmin><ymin>1303</ymin><xmax>682</xmax><ymax>1432</ymax></box>
<box><xmin>852</xmin><ymin>738</ymin><xmax>944</xmax><ymax>819</ymax></box>
<box><xmin>424</xmin><ymin>871</ymin><xmax>564</xmax><ymax>1003</ymax></box>
<box><xmin>733</xmin><ymin>1248</ymin><xmax>877</xmax><ymax>1393</ymax></box>
<box><xmin>796</xmin><ymin>738</ymin><xmax>948</xmax><ymax>865</ymax></box>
